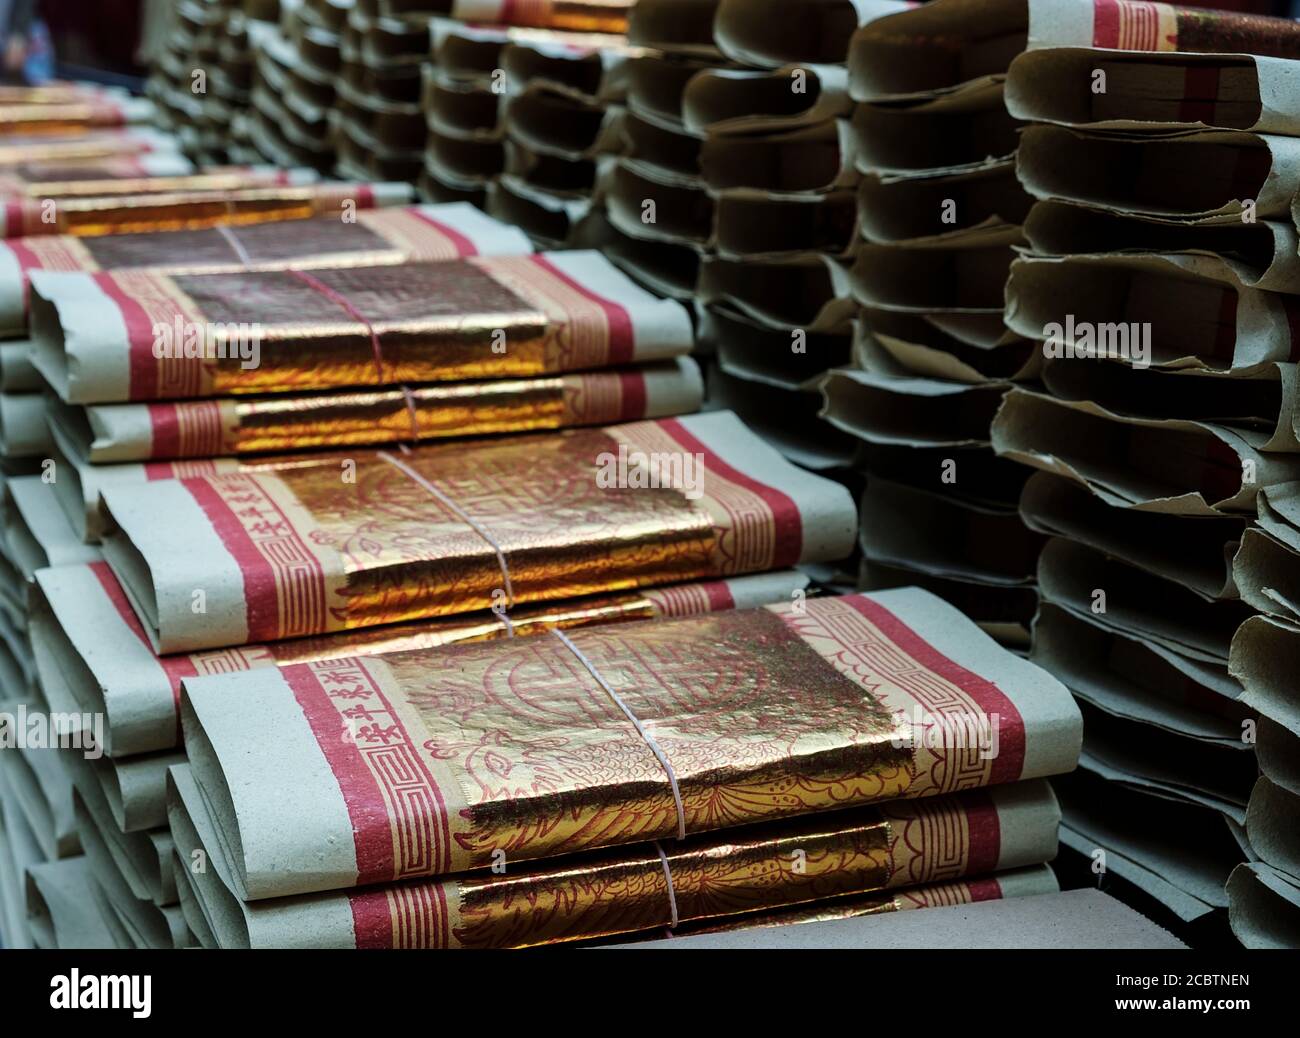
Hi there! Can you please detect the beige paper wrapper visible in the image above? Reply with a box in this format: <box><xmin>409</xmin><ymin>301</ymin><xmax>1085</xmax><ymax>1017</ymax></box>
<box><xmin>0</xmin><ymin>392</ymin><xmax>51</xmax><ymax>459</ymax></box>
<box><xmin>1033</xmin><ymin>603</ymin><xmax>1249</xmax><ymax>747</ymax></box>
<box><xmin>682</xmin><ymin>64</ymin><xmax>851</xmax><ymax>136</ymax></box>
<box><xmin>701</xmin><ymin>120</ymin><xmax>858</xmax><ymax>196</ymax></box>
<box><xmin>706</xmin><ymin>366</ymin><xmax>859</xmax><ymax>472</ymax></box>
<box><xmin>60</xmin><ymin>746</ymin><xmax>175</xmax><ymax>908</ymax></box>
<box><xmin>850</xmin><ymin>0</ymin><xmax>1300</xmax><ymax>102</ymax></box>
<box><xmin>858</xmin><ymin>161</ymin><xmax>1032</xmax><ymax>248</ymax></box>
<box><xmin>0</xmin><ymin>340</ymin><xmax>40</xmax><ymax>391</ymax></box>
<box><xmin>71</xmin><ymin>793</ymin><xmax>190</xmax><ymax>949</ymax></box>
<box><xmin>1007</xmin><ymin>48</ymin><xmax>1300</xmax><ymax>135</ymax></box>
<box><xmin>993</xmin><ymin>388</ymin><xmax>1300</xmax><ymax>514</ymax></box>
<box><xmin>704</xmin><ymin>305</ymin><xmax>852</xmax><ymax>392</ymax></box>
<box><xmin>715</xmin><ymin>0</ymin><xmax>909</xmax><ymax>68</ymax></box>
<box><xmin>178</xmin><ymin>586</ymin><xmax>1079</xmax><ymax>900</ymax></box>
<box><xmin>1229</xmin><ymin>612</ymin><xmax>1300</xmax><ymax>738</ymax></box>
<box><xmin>626</xmin><ymin>0</ymin><xmax>722</xmax><ymax>58</ymax></box>
<box><xmin>0</xmin><ymin>790</ymin><xmax>41</xmax><ymax>948</ymax></box>
<box><xmin>856</xmin><ymin>313</ymin><xmax>1037</xmax><ymax>384</ymax></box>
<box><xmin>1258</xmin><ymin>716</ymin><xmax>1300</xmax><ymax>797</ymax></box>
<box><xmin>860</xmin><ymin>478</ymin><xmax>1044</xmax><ymax>588</ymax></box>
<box><xmin>852</xmin><ymin>241</ymin><xmax>1017</xmax><ymax>315</ymax></box>
<box><xmin>850</xmin><ymin>83</ymin><xmax>1019</xmax><ymax>178</ymax></box>
<box><xmin>167</xmin><ymin>756</ymin><xmax>1062</xmax><ymax>947</ymax></box>
<box><xmin>1019</xmin><ymin>471</ymin><xmax>1244</xmax><ymax>601</ymax></box>
<box><xmin>821</xmin><ymin>368</ymin><xmax>1007</xmax><ymax>448</ymax></box>
<box><xmin>698</xmin><ymin>253</ymin><xmax>856</xmax><ymax>333</ymax></box>
<box><xmin>1245</xmin><ymin>775</ymin><xmax>1300</xmax><ymax>882</ymax></box>
<box><xmin>2</xmin><ymin>475</ymin><xmax>101</xmax><ymax>581</ymax></box>
<box><xmin>1042</xmin><ymin>356</ymin><xmax>1299</xmax><ymax>453</ymax></box>
<box><xmin>1007</xmin><ymin>253</ymin><xmax>1300</xmax><ymax>372</ymax></box>
<box><xmin>1057</xmin><ymin>771</ymin><xmax>1240</xmax><ymax>924</ymax></box>
<box><xmin>1023</xmin><ymin>199</ymin><xmax>1300</xmax><ymax>295</ymax></box>
<box><xmin>1040</xmin><ymin>538</ymin><xmax>1250</xmax><ymax>671</ymax></box>
<box><xmin>1016</xmin><ymin>124</ymin><xmax>1300</xmax><ymax>224</ymax></box>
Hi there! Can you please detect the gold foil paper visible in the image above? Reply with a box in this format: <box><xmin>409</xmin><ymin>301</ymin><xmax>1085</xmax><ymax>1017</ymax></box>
<box><xmin>340</xmin><ymin>783</ymin><xmax>1007</xmax><ymax>948</ymax></box>
<box><xmin>11</xmin><ymin>184</ymin><xmax>375</xmax><ymax>237</ymax></box>
<box><xmin>72</xmin><ymin>367</ymin><xmax>678</xmax><ymax>459</ymax></box>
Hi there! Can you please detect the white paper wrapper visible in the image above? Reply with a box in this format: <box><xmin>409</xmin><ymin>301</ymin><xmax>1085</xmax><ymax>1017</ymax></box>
<box><xmin>1</xmin><ymin>475</ymin><xmax>101</xmax><ymax>581</ymax></box>
<box><xmin>1008</xmin><ymin>48</ymin><xmax>1300</xmax><ymax>135</ymax></box>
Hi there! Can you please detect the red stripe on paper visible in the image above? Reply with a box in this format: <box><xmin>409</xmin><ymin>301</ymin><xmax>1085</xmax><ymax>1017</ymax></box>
<box><xmin>966</xmin><ymin>875</ymin><xmax>1004</xmax><ymax>903</ymax></box>
<box><xmin>281</xmin><ymin>662</ymin><xmax>397</xmax><ymax>885</ymax></box>
<box><xmin>180</xmin><ymin>477</ymin><xmax>282</xmax><ymax>642</ymax></box>
<box><xmin>283</xmin><ymin>660</ymin><xmax>454</xmax><ymax>884</ymax></box>
<box><xmin>528</xmin><ymin>253</ymin><xmax>635</xmax><ymax>365</ymax></box>
<box><xmin>1093</xmin><ymin>0</ymin><xmax>1121</xmax><ymax>46</ymax></box>
<box><xmin>404</xmin><ymin>208</ymin><xmax>478</xmax><ymax>257</ymax></box>
<box><xmin>700</xmin><ymin>579</ymin><xmax>736</xmax><ymax>612</ymax></box>
<box><xmin>657</xmin><ymin>416</ymin><xmax>804</xmax><ymax>569</ymax></box>
<box><xmin>960</xmin><ymin>790</ymin><xmax>1003</xmax><ymax>877</ymax></box>
<box><xmin>617</xmin><ymin>370</ymin><xmax>647</xmax><ymax>420</ymax></box>
<box><xmin>91</xmin><ymin>272</ymin><xmax>161</xmax><ymax>400</ymax></box>
<box><xmin>840</xmin><ymin>595</ymin><xmax>1028</xmax><ymax>787</ymax></box>
<box><xmin>86</xmin><ymin>560</ymin><xmax>197</xmax><ymax>728</ymax></box>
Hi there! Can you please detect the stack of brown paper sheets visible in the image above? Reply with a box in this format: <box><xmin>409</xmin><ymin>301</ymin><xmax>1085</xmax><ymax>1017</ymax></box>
<box><xmin>813</xmin><ymin>0</ymin><xmax>1043</xmax><ymax>648</ymax></box>
<box><xmin>948</xmin><ymin>0</ymin><xmax>1300</xmax><ymax>947</ymax></box>
<box><xmin>145</xmin><ymin>0</ymin><xmax>260</xmax><ymax>163</ymax></box>
<box><xmin>334</xmin><ymin>5</ymin><xmax>430</xmax><ymax>184</ymax></box>
<box><xmin>602</xmin><ymin>0</ymin><xmax>892</xmax><ymax>472</ymax></box>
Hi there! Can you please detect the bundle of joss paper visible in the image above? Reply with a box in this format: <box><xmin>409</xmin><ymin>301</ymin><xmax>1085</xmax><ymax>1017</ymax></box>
<box><xmin>21</xmin><ymin>392</ymin><xmax>1083</xmax><ymax>946</ymax></box>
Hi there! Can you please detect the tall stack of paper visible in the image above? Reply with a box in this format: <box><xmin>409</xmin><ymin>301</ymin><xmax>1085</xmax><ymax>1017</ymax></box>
<box><xmin>985</xmin><ymin>1</ymin><xmax>1300</xmax><ymax>945</ymax></box>
<box><xmin>805</xmin><ymin>0</ymin><xmax>1039</xmax><ymax>648</ymax></box>
<box><xmin>607</xmin><ymin>0</ymin><xmax>894</xmax><ymax>472</ymax></box>
<box><xmin>420</xmin><ymin>16</ymin><xmax>631</xmax><ymax>218</ymax></box>
<box><xmin>334</xmin><ymin>5</ymin><xmax>430</xmax><ymax>183</ymax></box>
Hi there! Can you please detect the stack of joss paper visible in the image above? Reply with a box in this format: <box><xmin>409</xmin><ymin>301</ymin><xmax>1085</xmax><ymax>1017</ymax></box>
<box><xmin>982</xmin><ymin>2</ymin><xmax>1300</xmax><ymax>947</ymax></box>
<box><xmin>163</xmin><ymin>582</ymin><xmax>1080</xmax><ymax>948</ymax></box>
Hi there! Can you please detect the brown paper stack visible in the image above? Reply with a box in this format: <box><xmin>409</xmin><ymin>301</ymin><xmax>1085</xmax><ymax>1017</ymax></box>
<box><xmin>603</xmin><ymin>0</ymin><xmax>896</xmax><ymax>474</ymax></box>
<box><xmin>240</xmin><ymin>2</ymin><xmax>348</xmax><ymax>171</ymax></box>
<box><xmin>962</xmin><ymin>4</ymin><xmax>1300</xmax><ymax>946</ymax></box>
<box><xmin>144</xmin><ymin>0</ymin><xmax>258</xmax><ymax>164</ymax></box>
<box><xmin>823</xmin><ymin>0</ymin><xmax>1042</xmax><ymax>649</ymax></box>
<box><xmin>333</xmin><ymin>5</ymin><xmax>431</xmax><ymax>184</ymax></box>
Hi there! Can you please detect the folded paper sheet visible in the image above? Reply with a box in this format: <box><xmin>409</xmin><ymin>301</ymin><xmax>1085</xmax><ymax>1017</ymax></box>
<box><xmin>31</xmin><ymin>561</ymin><xmax>809</xmax><ymax>758</ymax></box>
<box><xmin>177</xmin><ymin>587</ymin><xmax>1080</xmax><ymax>899</ymax></box>
<box><xmin>167</xmin><ymin>755</ymin><xmax>1063</xmax><ymax>946</ymax></box>
<box><xmin>98</xmin><ymin>411</ymin><xmax>856</xmax><ymax>652</ymax></box>
<box><xmin>31</xmin><ymin>249</ymin><xmax>693</xmax><ymax>403</ymax></box>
